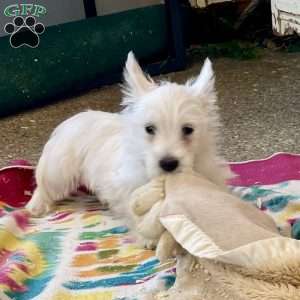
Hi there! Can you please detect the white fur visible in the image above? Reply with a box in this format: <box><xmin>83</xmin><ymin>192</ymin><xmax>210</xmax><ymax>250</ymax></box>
<box><xmin>26</xmin><ymin>52</ymin><xmax>232</xmax><ymax>222</ymax></box>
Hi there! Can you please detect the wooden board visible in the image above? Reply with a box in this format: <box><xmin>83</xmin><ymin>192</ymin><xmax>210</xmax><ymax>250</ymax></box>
<box><xmin>188</xmin><ymin>0</ymin><xmax>232</xmax><ymax>8</ymax></box>
<box><xmin>272</xmin><ymin>0</ymin><xmax>300</xmax><ymax>36</ymax></box>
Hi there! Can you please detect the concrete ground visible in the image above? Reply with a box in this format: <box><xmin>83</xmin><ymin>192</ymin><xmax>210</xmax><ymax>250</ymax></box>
<box><xmin>0</xmin><ymin>49</ymin><xmax>299</xmax><ymax>168</ymax></box>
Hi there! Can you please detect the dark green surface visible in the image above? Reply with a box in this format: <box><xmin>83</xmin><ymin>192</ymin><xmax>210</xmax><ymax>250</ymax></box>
<box><xmin>0</xmin><ymin>5</ymin><xmax>167</xmax><ymax>117</ymax></box>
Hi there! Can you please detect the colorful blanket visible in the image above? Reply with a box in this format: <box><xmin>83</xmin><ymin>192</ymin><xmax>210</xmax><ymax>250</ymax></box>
<box><xmin>1</xmin><ymin>153</ymin><xmax>300</xmax><ymax>300</ymax></box>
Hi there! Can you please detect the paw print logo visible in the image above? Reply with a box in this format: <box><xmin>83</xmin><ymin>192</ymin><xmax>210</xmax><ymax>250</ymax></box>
<box><xmin>4</xmin><ymin>16</ymin><xmax>45</xmax><ymax>48</ymax></box>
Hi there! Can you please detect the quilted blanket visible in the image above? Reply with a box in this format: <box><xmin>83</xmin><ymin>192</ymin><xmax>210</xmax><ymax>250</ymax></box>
<box><xmin>1</xmin><ymin>153</ymin><xmax>300</xmax><ymax>300</ymax></box>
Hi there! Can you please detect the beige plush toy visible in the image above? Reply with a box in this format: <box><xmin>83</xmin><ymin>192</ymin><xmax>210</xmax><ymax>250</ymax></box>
<box><xmin>130</xmin><ymin>175</ymin><xmax>181</xmax><ymax>261</ymax></box>
<box><xmin>130</xmin><ymin>172</ymin><xmax>300</xmax><ymax>300</ymax></box>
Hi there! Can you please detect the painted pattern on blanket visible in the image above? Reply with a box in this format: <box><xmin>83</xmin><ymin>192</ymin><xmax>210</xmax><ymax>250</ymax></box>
<box><xmin>0</xmin><ymin>198</ymin><xmax>176</xmax><ymax>300</ymax></box>
<box><xmin>232</xmin><ymin>180</ymin><xmax>300</xmax><ymax>237</ymax></box>
<box><xmin>2</xmin><ymin>181</ymin><xmax>300</xmax><ymax>299</ymax></box>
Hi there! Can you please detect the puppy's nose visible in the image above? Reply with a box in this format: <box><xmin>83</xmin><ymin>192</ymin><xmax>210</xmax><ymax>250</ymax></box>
<box><xmin>159</xmin><ymin>157</ymin><xmax>179</xmax><ymax>172</ymax></box>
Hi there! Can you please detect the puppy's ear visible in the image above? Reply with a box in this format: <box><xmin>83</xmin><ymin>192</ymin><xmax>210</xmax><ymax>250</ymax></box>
<box><xmin>122</xmin><ymin>52</ymin><xmax>156</xmax><ymax>106</ymax></box>
<box><xmin>190</xmin><ymin>58</ymin><xmax>216</xmax><ymax>100</ymax></box>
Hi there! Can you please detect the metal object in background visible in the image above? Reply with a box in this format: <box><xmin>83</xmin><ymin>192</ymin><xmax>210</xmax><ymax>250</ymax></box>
<box><xmin>142</xmin><ymin>0</ymin><xmax>186</xmax><ymax>78</ymax></box>
<box><xmin>272</xmin><ymin>0</ymin><xmax>300</xmax><ymax>36</ymax></box>
<box><xmin>83</xmin><ymin>0</ymin><xmax>97</xmax><ymax>17</ymax></box>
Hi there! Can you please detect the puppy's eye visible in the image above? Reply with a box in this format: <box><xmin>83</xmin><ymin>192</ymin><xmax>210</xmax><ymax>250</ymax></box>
<box><xmin>145</xmin><ymin>125</ymin><xmax>156</xmax><ymax>135</ymax></box>
<box><xmin>182</xmin><ymin>126</ymin><xmax>194</xmax><ymax>136</ymax></box>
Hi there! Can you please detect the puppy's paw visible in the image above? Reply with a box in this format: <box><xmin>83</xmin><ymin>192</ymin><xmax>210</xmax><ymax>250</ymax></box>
<box><xmin>98</xmin><ymin>199</ymin><xmax>109</xmax><ymax>210</ymax></box>
<box><xmin>95</xmin><ymin>192</ymin><xmax>110</xmax><ymax>209</ymax></box>
<box><xmin>26</xmin><ymin>201</ymin><xmax>51</xmax><ymax>217</ymax></box>
<box><xmin>156</xmin><ymin>231</ymin><xmax>178</xmax><ymax>263</ymax></box>
<box><xmin>130</xmin><ymin>176</ymin><xmax>165</xmax><ymax>216</ymax></box>
<box><xmin>26</xmin><ymin>199</ymin><xmax>51</xmax><ymax>217</ymax></box>
<box><xmin>138</xmin><ymin>236</ymin><xmax>158</xmax><ymax>250</ymax></box>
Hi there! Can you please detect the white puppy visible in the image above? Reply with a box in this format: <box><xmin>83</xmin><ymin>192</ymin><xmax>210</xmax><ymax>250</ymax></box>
<box><xmin>26</xmin><ymin>52</ymin><xmax>231</xmax><ymax>221</ymax></box>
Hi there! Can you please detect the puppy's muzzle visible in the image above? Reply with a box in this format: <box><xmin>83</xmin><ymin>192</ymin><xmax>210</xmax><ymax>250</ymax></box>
<box><xmin>159</xmin><ymin>157</ymin><xmax>179</xmax><ymax>172</ymax></box>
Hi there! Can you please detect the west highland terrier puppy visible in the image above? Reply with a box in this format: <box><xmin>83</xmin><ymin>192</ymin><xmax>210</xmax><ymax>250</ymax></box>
<box><xmin>26</xmin><ymin>52</ymin><xmax>231</xmax><ymax>223</ymax></box>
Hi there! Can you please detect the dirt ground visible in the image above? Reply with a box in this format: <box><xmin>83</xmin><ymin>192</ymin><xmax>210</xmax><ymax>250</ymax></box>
<box><xmin>1</xmin><ymin>49</ymin><xmax>299</xmax><ymax>167</ymax></box>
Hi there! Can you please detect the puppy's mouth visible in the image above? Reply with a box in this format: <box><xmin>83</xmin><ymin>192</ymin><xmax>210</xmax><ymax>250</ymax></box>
<box><xmin>161</xmin><ymin>165</ymin><xmax>193</xmax><ymax>174</ymax></box>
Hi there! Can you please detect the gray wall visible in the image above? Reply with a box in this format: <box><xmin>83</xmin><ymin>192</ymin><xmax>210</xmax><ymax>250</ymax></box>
<box><xmin>96</xmin><ymin>0</ymin><xmax>162</xmax><ymax>15</ymax></box>
<box><xmin>0</xmin><ymin>0</ymin><xmax>162</xmax><ymax>37</ymax></box>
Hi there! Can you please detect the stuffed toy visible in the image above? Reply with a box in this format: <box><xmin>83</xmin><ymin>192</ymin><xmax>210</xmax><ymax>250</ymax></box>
<box><xmin>130</xmin><ymin>171</ymin><xmax>300</xmax><ymax>300</ymax></box>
